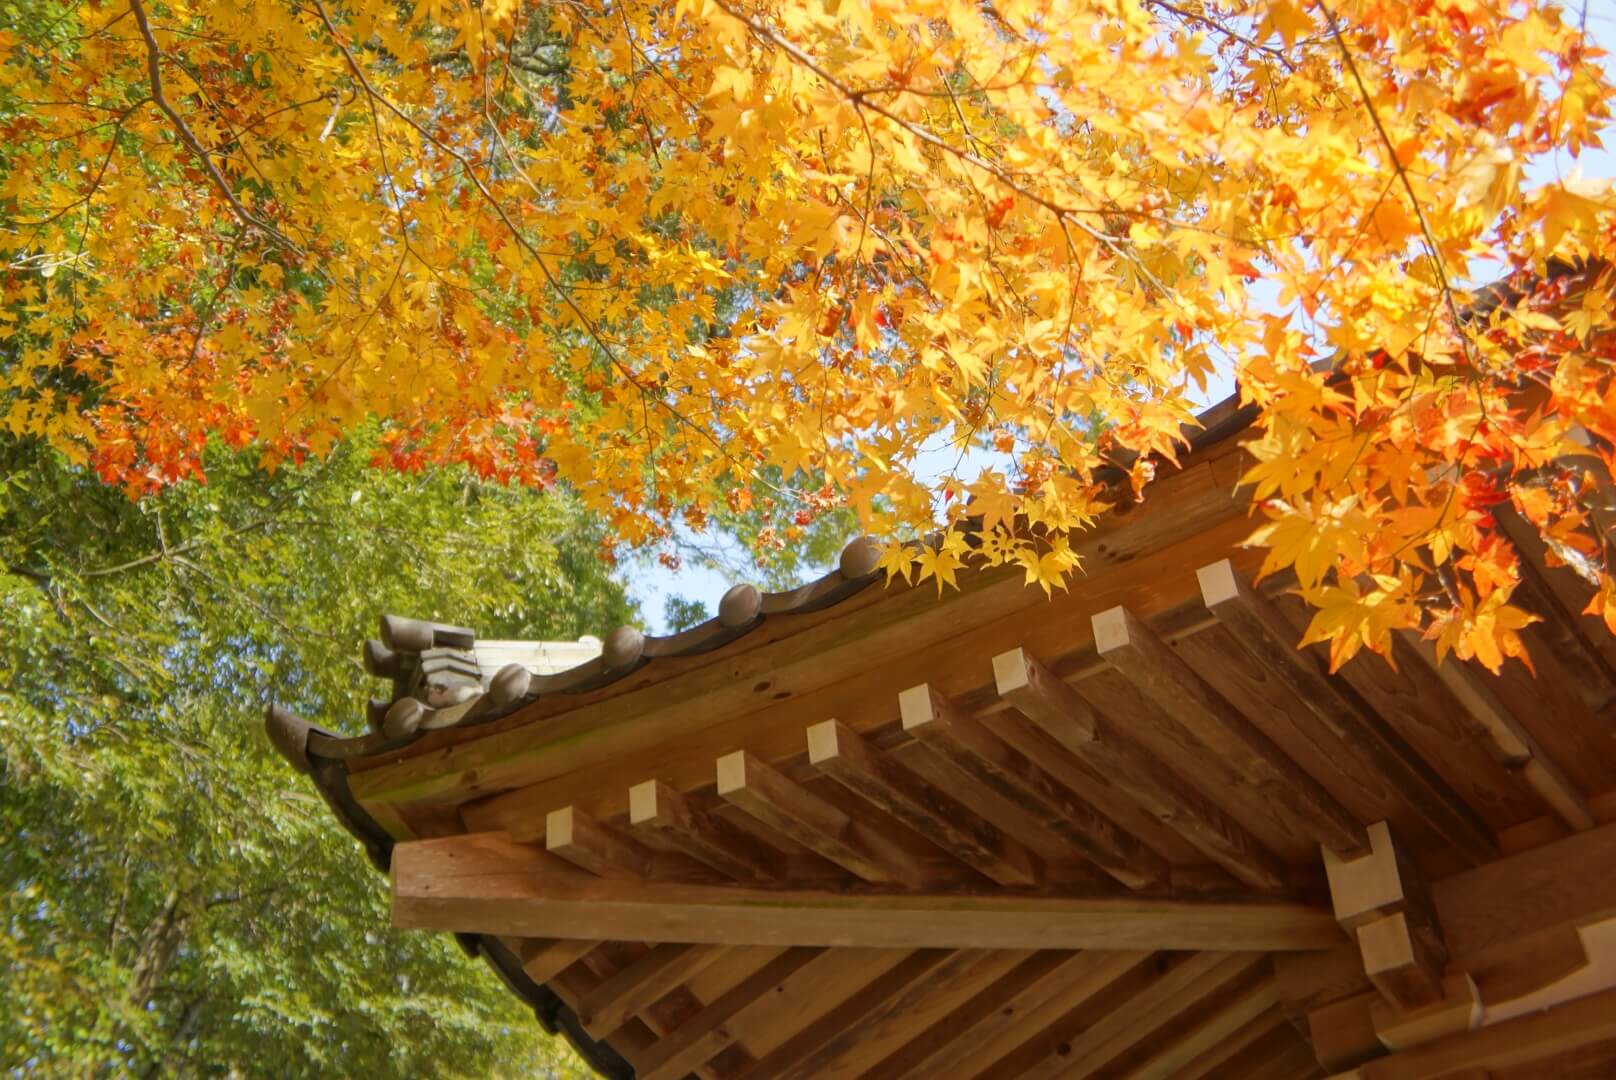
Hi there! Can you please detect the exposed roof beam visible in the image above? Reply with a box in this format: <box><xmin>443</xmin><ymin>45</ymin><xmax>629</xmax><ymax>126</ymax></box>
<box><xmin>1197</xmin><ymin>560</ymin><xmax>1496</xmax><ymax>864</ymax></box>
<box><xmin>899</xmin><ymin>682</ymin><xmax>1167</xmax><ymax>889</ymax></box>
<box><xmin>390</xmin><ymin>833</ymin><xmax>1344</xmax><ymax>951</ymax></box>
<box><xmin>806</xmin><ymin>718</ymin><xmax>1043</xmax><ymax>887</ymax></box>
<box><xmin>1092</xmin><ymin>604</ymin><xmax>1370</xmax><ymax>855</ymax></box>
<box><xmin>994</xmin><ymin>644</ymin><xmax>1287</xmax><ymax>891</ymax></box>
<box><xmin>715</xmin><ymin>749</ymin><xmax>928</xmax><ymax>887</ymax></box>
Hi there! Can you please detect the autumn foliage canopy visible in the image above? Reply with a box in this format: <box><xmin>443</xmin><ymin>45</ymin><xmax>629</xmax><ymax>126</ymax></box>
<box><xmin>3</xmin><ymin>0</ymin><xmax>1616</xmax><ymax>670</ymax></box>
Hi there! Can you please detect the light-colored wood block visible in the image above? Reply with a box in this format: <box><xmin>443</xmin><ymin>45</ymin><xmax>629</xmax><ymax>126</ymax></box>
<box><xmin>1359</xmin><ymin>911</ymin><xmax>1445</xmax><ymax>1011</ymax></box>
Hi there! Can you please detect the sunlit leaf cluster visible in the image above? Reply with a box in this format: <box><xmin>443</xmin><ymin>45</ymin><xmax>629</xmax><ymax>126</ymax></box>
<box><xmin>3</xmin><ymin>0</ymin><xmax>1615</xmax><ymax>666</ymax></box>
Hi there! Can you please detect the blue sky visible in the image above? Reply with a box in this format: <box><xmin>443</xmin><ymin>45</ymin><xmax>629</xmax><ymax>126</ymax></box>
<box><xmin>623</xmin><ymin>4</ymin><xmax>1616</xmax><ymax>633</ymax></box>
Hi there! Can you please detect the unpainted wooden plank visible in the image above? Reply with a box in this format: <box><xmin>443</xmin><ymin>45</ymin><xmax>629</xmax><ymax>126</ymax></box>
<box><xmin>576</xmin><ymin>942</ymin><xmax>729</xmax><ymax>1038</ymax></box>
<box><xmin>629</xmin><ymin>779</ymin><xmax>785</xmax><ymax>883</ymax></box>
<box><xmin>1122</xmin><ymin>975</ymin><xmax>1279</xmax><ymax>1080</ymax></box>
<box><xmin>633</xmin><ymin>948</ymin><xmax>825</xmax><ymax>1080</ymax></box>
<box><xmin>720</xmin><ymin>948</ymin><xmax>912</xmax><ymax>1064</ymax></box>
<box><xmin>1348</xmin><ymin>985</ymin><xmax>1616</xmax><ymax>1079</ymax></box>
<box><xmin>995</xmin><ymin>645</ymin><xmax>1288</xmax><ymax>890</ymax></box>
<box><xmin>806</xmin><ymin>718</ymin><xmax>1043</xmax><ymax>887</ymax></box>
<box><xmin>1171</xmin><ymin>1005</ymin><xmax>1289</xmax><ymax>1080</ymax></box>
<box><xmin>873</xmin><ymin>950</ymin><xmax>1080</xmax><ymax>1079</ymax></box>
<box><xmin>1323</xmin><ymin>613</ymin><xmax>1540</xmax><ymax>829</ymax></box>
<box><xmin>1197</xmin><ymin>559</ymin><xmax>1496</xmax><ymax>865</ymax></box>
<box><xmin>1433</xmin><ymin>815</ymin><xmax>1616</xmax><ymax>968</ymax></box>
<box><xmin>730</xmin><ymin>951</ymin><xmax>953</xmax><ymax>1080</ymax></box>
<box><xmin>517</xmin><ymin>937</ymin><xmax>598</xmax><ymax>984</ymax></box>
<box><xmin>543</xmin><ymin>804</ymin><xmax>653</xmax><ymax>878</ymax></box>
<box><xmin>1093</xmin><ymin>604</ymin><xmax>1369</xmax><ymax>856</ymax></box>
<box><xmin>899</xmin><ymin>682</ymin><xmax>1167</xmax><ymax>888</ymax></box>
<box><xmin>943</xmin><ymin>951</ymin><xmax>1153</xmax><ymax>1079</ymax></box>
<box><xmin>1307</xmin><ymin>991</ymin><xmax>1383</xmax><ymax>1072</ymax></box>
<box><xmin>1057</xmin><ymin>952</ymin><xmax>1260</xmax><ymax>1080</ymax></box>
<box><xmin>767</xmin><ymin>949</ymin><xmax>1028</xmax><ymax>1080</ymax></box>
<box><xmin>715</xmin><ymin>749</ymin><xmax>929</xmax><ymax>886</ymax></box>
<box><xmin>1401</xmin><ymin>632</ymin><xmax>1593</xmax><ymax>832</ymax></box>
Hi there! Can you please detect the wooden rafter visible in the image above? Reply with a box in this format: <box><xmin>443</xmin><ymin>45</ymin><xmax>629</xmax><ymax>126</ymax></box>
<box><xmin>805</xmin><ymin>718</ymin><xmax>1043</xmax><ymax>887</ymax></box>
<box><xmin>1093</xmin><ymin>604</ymin><xmax>1370</xmax><ymax>856</ymax></box>
<box><xmin>1402</xmin><ymin>632</ymin><xmax>1594</xmax><ymax>832</ymax></box>
<box><xmin>714</xmin><ymin>749</ymin><xmax>928</xmax><ymax>887</ymax></box>
<box><xmin>898</xmin><ymin>682</ymin><xmax>1167</xmax><ymax>888</ymax></box>
<box><xmin>1197</xmin><ymin>559</ymin><xmax>1496</xmax><ymax>864</ymax></box>
<box><xmin>993</xmin><ymin>644</ymin><xmax>1288</xmax><ymax>890</ymax></box>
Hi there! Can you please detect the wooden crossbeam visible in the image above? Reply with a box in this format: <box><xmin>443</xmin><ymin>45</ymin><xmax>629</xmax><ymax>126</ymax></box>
<box><xmin>1402</xmin><ymin>632</ymin><xmax>1594</xmax><ymax>832</ymax></box>
<box><xmin>898</xmin><ymin>683</ymin><xmax>1166</xmax><ymax>889</ymax></box>
<box><xmin>993</xmin><ymin>645</ymin><xmax>1287</xmax><ymax>891</ymax></box>
<box><xmin>1288</xmin><ymin>818</ymin><xmax>1616</xmax><ymax>1068</ymax></box>
<box><xmin>1196</xmin><ymin>560</ymin><xmax>1496</xmax><ymax>864</ymax></box>
<box><xmin>629</xmin><ymin>779</ymin><xmax>783</xmax><ymax>883</ymax></box>
<box><xmin>1433</xmin><ymin>815</ymin><xmax>1616</xmax><ymax>966</ymax></box>
<box><xmin>390</xmin><ymin>833</ymin><xmax>1344</xmax><ymax>951</ymax></box>
<box><xmin>545</xmin><ymin>805</ymin><xmax>652</xmax><ymax>879</ymax></box>
<box><xmin>576</xmin><ymin>942</ymin><xmax>728</xmax><ymax>1038</ymax></box>
<box><xmin>1093</xmin><ymin>604</ymin><xmax>1370</xmax><ymax>856</ymax></box>
<box><xmin>805</xmin><ymin>718</ymin><xmax>1043</xmax><ymax>887</ymax></box>
<box><xmin>714</xmin><ymin>749</ymin><xmax>928</xmax><ymax>886</ymax></box>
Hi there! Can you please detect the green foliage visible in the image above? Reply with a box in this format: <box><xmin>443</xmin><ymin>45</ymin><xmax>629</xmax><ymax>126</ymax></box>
<box><xmin>661</xmin><ymin>594</ymin><xmax>710</xmax><ymax>633</ymax></box>
<box><xmin>0</xmin><ymin>432</ymin><xmax>631</xmax><ymax>1077</ymax></box>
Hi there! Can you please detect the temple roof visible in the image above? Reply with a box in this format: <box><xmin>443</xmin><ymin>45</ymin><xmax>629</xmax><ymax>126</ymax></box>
<box><xmin>268</xmin><ymin>374</ymin><xmax>1616</xmax><ymax>1078</ymax></box>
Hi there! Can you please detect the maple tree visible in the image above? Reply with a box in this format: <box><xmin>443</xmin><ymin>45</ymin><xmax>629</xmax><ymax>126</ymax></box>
<box><xmin>3</xmin><ymin>0</ymin><xmax>1616</xmax><ymax>669</ymax></box>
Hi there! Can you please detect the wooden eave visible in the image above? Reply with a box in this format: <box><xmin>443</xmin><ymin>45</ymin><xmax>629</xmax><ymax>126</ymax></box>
<box><xmin>269</xmin><ymin>386</ymin><xmax>1616</xmax><ymax>1079</ymax></box>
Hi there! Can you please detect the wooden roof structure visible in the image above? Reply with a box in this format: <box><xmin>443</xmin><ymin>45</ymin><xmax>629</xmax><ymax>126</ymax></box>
<box><xmin>269</xmin><ymin>392</ymin><xmax>1616</xmax><ymax>1079</ymax></box>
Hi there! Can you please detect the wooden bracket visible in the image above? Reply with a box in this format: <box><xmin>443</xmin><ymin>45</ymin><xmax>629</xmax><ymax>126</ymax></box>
<box><xmin>1323</xmin><ymin>821</ymin><xmax>1455</xmax><ymax>1021</ymax></box>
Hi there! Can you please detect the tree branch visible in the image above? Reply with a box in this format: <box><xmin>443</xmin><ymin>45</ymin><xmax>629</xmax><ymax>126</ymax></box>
<box><xmin>127</xmin><ymin>0</ymin><xmax>304</xmax><ymax>256</ymax></box>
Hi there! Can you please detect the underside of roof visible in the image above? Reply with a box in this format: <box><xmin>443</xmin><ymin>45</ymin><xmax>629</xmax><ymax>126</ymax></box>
<box><xmin>268</xmin><ymin>380</ymin><xmax>1616</xmax><ymax>1079</ymax></box>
